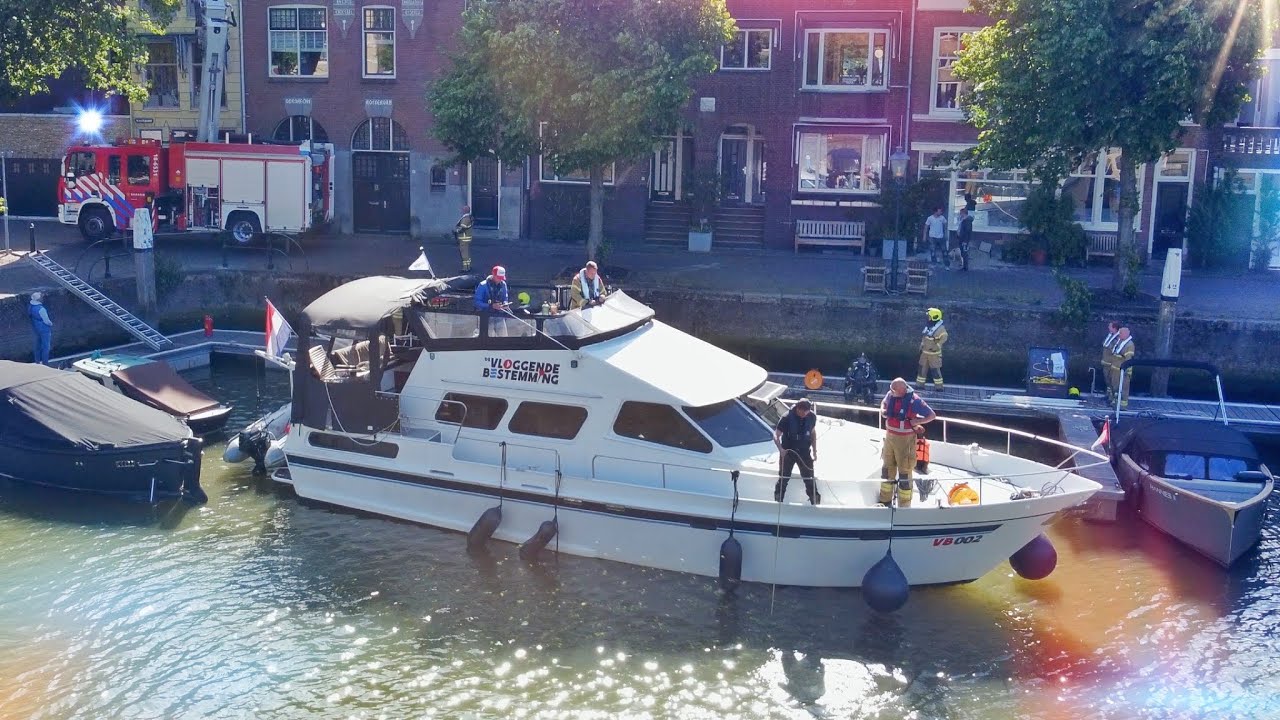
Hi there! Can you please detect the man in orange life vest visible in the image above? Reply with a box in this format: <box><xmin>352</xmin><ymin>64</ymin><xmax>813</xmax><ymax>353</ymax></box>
<box><xmin>880</xmin><ymin>378</ymin><xmax>937</xmax><ymax>507</ymax></box>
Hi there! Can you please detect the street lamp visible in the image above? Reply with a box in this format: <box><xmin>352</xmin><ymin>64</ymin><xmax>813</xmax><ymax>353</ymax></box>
<box><xmin>887</xmin><ymin>147</ymin><xmax>910</xmax><ymax>291</ymax></box>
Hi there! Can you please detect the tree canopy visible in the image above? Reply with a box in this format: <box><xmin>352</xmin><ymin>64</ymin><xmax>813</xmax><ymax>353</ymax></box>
<box><xmin>430</xmin><ymin>0</ymin><xmax>735</xmax><ymax>258</ymax></box>
<box><xmin>954</xmin><ymin>0</ymin><xmax>1266</xmax><ymax>288</ymax></box>
<box><xmin>0</xmin><ymin>0</ymin><xmax>180</xmax><ymax>104</ymax></box>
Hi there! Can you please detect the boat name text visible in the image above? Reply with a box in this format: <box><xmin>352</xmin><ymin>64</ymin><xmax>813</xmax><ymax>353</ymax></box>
<box><xmin>932</xmin><ymin>534</ymin><xmax>984</xmax><ymax>547</ymax></box>
<box><xmin>482</xmin><ymin>357</ymin><xmax>561</xmax><ymax>385</ymax></box>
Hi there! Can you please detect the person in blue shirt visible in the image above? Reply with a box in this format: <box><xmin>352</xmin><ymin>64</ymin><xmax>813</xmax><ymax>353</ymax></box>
<box><xmin>474</xmin><ymin>265</ymin><xmax>509</xmax><ymax>311</ymax></box>
<box><xmin>29</xmin><ymin>292</ymin><xmax>53</xmax><ymax>365</ymax></box>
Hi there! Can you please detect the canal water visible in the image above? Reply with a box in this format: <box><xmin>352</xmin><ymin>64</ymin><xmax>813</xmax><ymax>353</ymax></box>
<box><xmin>1</xmin><ymin>361</ymin><xmax>1277</xmax><ymax>720</ymax></box>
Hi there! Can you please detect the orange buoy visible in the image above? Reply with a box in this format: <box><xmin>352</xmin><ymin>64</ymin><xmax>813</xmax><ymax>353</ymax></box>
<box><xmin>948</xmin><ymin>482</ymin><xmax>980</xmax><ymax>505</ymax></box>
<box><xmin>804</xmin><ymin>369</ymin><xmax>824</xmax><ymax>390</ymax></box>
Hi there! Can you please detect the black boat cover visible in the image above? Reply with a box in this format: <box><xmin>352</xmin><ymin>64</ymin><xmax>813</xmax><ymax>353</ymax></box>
<box><xmin>302</xmin><ymin>275</ymin><xmax>478</xmax><ymax>338</ymax></box>
<box><xmin>0</xmin><ymin>361</ymin><xmax>190</xmax><ymax>451</ymax></box>
<box><xmin>1119</xmin><ymin>417</ymin><xmax>1259</xmax><ymax>460</ymax></box>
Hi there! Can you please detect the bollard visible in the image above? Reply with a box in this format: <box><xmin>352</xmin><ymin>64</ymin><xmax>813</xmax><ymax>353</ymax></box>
<box><xmin>203</xmin><ymin>314</ymin><xmax>214</xmax><ymax>337</ymax></box>
<box><xmin>29</xmin><ymin>222</ymin><xmax>36</xmax><ymax>252</ymax></box>
<box><xmin>103</xmin><ymin>239</ymin><xmax>112</xmax><ymax>279</ymax></box>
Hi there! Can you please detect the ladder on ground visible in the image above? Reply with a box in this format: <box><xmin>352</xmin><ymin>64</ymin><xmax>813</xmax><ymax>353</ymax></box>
<box><xmin>26</xmin><ymin>252</ymin><xmax>172</xmax><ymax>351</ymax></box>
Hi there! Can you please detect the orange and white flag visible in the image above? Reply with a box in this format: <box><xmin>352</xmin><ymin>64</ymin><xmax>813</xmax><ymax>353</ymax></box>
<box><xmin>265</xmin><ymin>298</ymin><xmax>293</xmax><ymax>360</ymax></box>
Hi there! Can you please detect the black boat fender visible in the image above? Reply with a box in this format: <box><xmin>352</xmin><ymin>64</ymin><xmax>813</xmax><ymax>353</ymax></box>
<box><xmin>1009</xmin><ymin>533</ymin><xmax>1057</xmax><ymax>580</ymax></box>
<box><xmin>718</xmin><ymin>470</ymin><xmax>743</xmax><ymax>593</ymax></box>
<box><xmin>862</xmin><ymin>549</ymin><xmax>909</xmax><ymax>613</ymax></box>
<box><xmin>519</xmin><ymin>519</ymin><xmax>558</xmax><ymax>561</ymax></box>
<box><xmin>467</xmin><ymin>506</ymin><xmax>503</xmax><ymax>551</ymax></box>
<box><xmin>181</xmin><ymin>438</ymin><xmax>208</xmax><ymax>504</ymax></box>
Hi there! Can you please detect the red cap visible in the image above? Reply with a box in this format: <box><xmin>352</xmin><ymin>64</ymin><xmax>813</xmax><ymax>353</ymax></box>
<box><xmin>492</xmin><ymin>265</ymin><xmax>506</xmax><ymax>281</ymax></box>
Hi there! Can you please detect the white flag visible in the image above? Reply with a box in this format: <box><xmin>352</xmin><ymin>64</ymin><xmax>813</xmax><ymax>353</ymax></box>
<box><xmin>265</xmin><ymin>298</ymin><xmax>293</xmax><ymax>360</ymax></box>
<box><xmin>409</xmin><ymin>250</ymin><xmax>434</xmax><ymax>276</ymax></box>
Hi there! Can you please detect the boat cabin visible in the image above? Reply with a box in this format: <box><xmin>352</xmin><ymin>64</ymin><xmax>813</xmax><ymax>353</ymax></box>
<box><xmin>1119</xmin><ymin>418</ymin><xmax>1267</xmax><ymax>502</ymax></box>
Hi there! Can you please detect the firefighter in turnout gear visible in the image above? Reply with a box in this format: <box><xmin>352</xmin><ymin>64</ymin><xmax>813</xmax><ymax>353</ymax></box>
<box><xmin>879</xmin><ymin>378</ymin><xmax>937</xmax><ymax>507</ymax></box>
<box><xmin>1108</xmin><ymin>327</ymin><xmax>1135</xmax><ymax>408</ymax></box>
<box><xmin>454</xmin><ymin>205</ymin><xmax>474</xmax><ymax>272</ymax></box>
<box><xmin>917</xmin><ymin>308</ymin><xmax>948</xmax><ymax>389</ymax></box>
<box><xmin>1100</xmin><ymin>320</ymin><xmax>1121</xmax><ymax>401</ymax></box>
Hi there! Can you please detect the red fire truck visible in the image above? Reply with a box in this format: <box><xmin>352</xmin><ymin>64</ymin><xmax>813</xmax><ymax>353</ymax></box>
<box><xmin>58</xmin><ymin>138</ymin><xmax>334</xmax><ymax>243</ymax></box>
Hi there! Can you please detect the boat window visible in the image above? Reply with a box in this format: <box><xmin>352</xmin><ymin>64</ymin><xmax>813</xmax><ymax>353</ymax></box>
<box><xmin>435</xmin><ymin>392</ymin><xmax>508</xmax><ymax>430</ymax></box>
<box><xmin>308</xmin><ymin>432</ymin><xmax>399</xmax><ymax>458</ymax></box>
<box><xmin>683</xmin><ymin>400</ymin><xmax>773</xmax><ymax>447</ymax></box>
<box><xmin>1162</xmin><ymin>453</ymin><xmax>1206</xmax><ymax>479</ymax></box>
<box><xmin>420</xmin><ymin>311</ymin><xmax>480</xmax><ymax>339</ymax></box>
<box><xmin>1208</xmin><ymin>457</ymin><xmax>1250</xmax><ymax>481</ymax></box>
<box><xmin>508</xmin><ymin>401</ymin><xmax>588</xmax><ymax>440</ymax></box>
<box><xmin>613</xmin><ymin>401</ymin><xmax>712</xmax><ymax>453</ymax></box>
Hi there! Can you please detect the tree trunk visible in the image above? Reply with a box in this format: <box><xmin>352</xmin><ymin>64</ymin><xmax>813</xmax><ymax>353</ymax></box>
<box><xmin>1113</xmin><ymin>152</ymin><xmax>1140</xmax><ymax>292</ymax></box>
<box><xmin>587</xmin><ymin>165</ymin><xmax>604</xmax><ymax>261</ymax></box>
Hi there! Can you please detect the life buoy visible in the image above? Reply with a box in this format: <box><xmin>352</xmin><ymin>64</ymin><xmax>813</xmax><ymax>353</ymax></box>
<box><xmin>948</xmin><ymin>482</ymin><xmax>979</xmax><ymax>505</ymax></box>
<box><xmin>804</xmin><ymin>369</ymin><xmax>824</xmax><ymax>390</ymax></box>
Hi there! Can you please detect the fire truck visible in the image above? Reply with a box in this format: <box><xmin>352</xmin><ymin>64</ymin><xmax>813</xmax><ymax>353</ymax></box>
<box><xmin>57</xmin><ymin>0</ymin><xmax>333</xmax><ymax>243</ymax></box>
<box><xmin>58</xmin><ymin>138</ymin><xmax>334</xmax><ymax>243</ymax></box>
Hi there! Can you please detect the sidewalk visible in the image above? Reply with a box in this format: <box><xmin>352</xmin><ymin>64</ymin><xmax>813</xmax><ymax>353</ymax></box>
<box><xmin>2</xmin><ymin>220</ymin><xmax>1276</xmax><ymax>321</ymax></box>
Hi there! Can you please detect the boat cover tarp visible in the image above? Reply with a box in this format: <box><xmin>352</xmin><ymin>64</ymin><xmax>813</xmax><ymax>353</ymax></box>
<box><xmin>303</xmin><ymin>275</ymin><xmax>477</xmax><ymax>337</ymax></box>
<box><xmin>111</xmin><ymin>361</ymin><xmax>222</xmax><ymax>416</ymax></box>
<box><xmin>0</xmin><ymin>361</ymin><xmax>190</xmax><ymax>451</ymax></box>
<box><xmin>1123</xmin><ymin>418</ymin><xmax>1259</xmax><ymax>460</ymax></box>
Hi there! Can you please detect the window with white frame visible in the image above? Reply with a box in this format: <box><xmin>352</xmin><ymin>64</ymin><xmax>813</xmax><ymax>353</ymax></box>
<box><xmin>362</xmin><ymin>7</ymin><xmax>396</xmax><ymax>77</ymax></box>
<box><xmin>143</xmin><ymin>39</ymin><xmax>180</xmax><ymax>108</ymax></box>
<box><xmin>273</xmin><ymin>115</ymin><xmax>330</xmax><ymax>143</ymax></box>
<box><xmin>918</xmin><ymin>151</ymin><xmax>1033</xmax><ymax>232</ymax></box>
<box><xmin>721</xmin><ymin>29</ymin><xmax>772</xmax><ymax>70</ymax></box>
<box><xmin>269</xmin><ymin>6</ymin><xmax>329</xmax><ymax>77</ymax></box>
<box><xmin>538</xmin><ymin>124</ymin><xmax>615</xmax><ymax>184</ymax></box>
<box><xmin>932</xmin><ymin>30</ymin><xmax>975</xmax><ymax>114</ymax></box>
<box><xmin>803</xmin><ymin>30</ymin><xmax>888</xmax><ymax>91</ymax></box>
<box><xmin>1062</xmin><ymin>149</ymin><xmax>1123</xmax><ymax>226</ymax></box>
<box><xmin>797</xmin><ymin>131</ymin><xmax>884</xmax><ymax>193</ymax></box>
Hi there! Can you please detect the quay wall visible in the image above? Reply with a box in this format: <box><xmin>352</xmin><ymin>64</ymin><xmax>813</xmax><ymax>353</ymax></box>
<box><xmin>2</xmin><ymin>272</ymin><xmax>1277</xmax><ymax>400</ymax></box>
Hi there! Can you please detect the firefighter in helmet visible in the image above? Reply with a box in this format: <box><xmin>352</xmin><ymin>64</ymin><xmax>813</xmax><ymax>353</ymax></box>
<box><xmin>917</xmin><ymin>307</ymin><xmax>948</xmax><ymax>389</ymax></box>
<box><xmin>1108</xmin><ymin>327</ymin><xmax>1135</xmax><ymax>408</ymax></box>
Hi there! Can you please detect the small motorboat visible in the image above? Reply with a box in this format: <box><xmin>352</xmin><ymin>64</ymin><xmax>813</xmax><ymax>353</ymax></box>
<box><xmin>223</xmin><ymin>402</ymin><xmax>290</xmax><ymax>473</ymax></box>
<box><xmin>0</xmin><ymin>361</ymin><xmax>206</xmax><ymax>503</ymax></box>
<box><xmin>1110</xmin><ymin>359</ymin><xmax>1275</xmax><ymax>566</ymax></box>
<box><xmin>73</xmin><ymin>353</ymin><xmax>233</xmax><ymax>435</ymax></box>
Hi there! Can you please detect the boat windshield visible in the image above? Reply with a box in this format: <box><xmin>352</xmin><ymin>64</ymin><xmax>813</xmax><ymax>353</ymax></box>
<box><xmin>1164</xmin><ymin>452</ymin><xmax>1254</xmax><ymax>481</ymax></box>
<box><xmin>742</xmin><ymin>380</ymin><xmax>790</xmax><ymax>427</ymax></box>
<box><xmin>683</xmin><ymin>400</ymin><xmax>774</xmax><ymax>448</ymax></box>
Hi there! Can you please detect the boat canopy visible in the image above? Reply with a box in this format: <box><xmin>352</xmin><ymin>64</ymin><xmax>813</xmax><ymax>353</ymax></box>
<box><xmin>0</xmin><ymin>361</ymin><xmax>190</xmax><ymax>451</ymax></box>
<box><xmin>582</xmin><ymin>320</ymin><xmax>767</xmax><ymax>406</ymax></box>
<box><xmin>302</xmin><ymin>275</ymin><xmax>477</xmax><ymax>339</ymax></box>
<box><xmin>1123</xmin><ymin>418</ymin><xmax>1259</xmax><ymax>460</ymax></box>
<box><xmin>112</xmin><ymin>361</ymin><xmax>222</xmax><ymax>416</ymax></box>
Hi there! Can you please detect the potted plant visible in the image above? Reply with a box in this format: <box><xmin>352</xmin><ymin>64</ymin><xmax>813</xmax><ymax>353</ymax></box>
<box><xmin>686</xmin><ymin>166</ymin><xmax>719</xmax><ymax>252</ymax></box>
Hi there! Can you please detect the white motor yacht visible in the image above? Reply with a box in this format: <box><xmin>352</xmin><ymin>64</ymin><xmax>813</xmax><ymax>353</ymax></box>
<box><xmin>279</xmin><ymin>276</ymin><xmax>1101</xmax><ymax>608</ymax></box>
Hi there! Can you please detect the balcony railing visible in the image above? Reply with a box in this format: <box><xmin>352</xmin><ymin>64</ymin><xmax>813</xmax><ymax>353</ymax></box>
<box><xmin>1221</xmin><ymin>127</ymin><xmax>1280</xmax><ymax>156</ymax></box>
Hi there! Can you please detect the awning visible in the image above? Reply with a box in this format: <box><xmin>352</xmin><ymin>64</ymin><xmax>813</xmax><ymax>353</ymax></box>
<box><xmin>582</xmin><ymin>320</ymin><xmax>766</xmax><ymax>407</ymax></box>
<box><xmin>302</xmin><ymin>275</ymin><xmax>476</xmax><ymax>338</ymax></box>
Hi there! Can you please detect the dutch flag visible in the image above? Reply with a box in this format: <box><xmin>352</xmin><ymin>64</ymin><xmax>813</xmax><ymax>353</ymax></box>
<box><xmin>265</xmin><ymin>298</ymin><xmax>293</xmax><ymax>361</ymax></box>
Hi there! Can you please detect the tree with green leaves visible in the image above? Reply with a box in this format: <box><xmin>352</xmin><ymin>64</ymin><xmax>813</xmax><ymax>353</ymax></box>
<box><xmin>429</xmin><ymin>0</ymin><xmax>735</xmax><ymax>259</ymax></box>
<box><xmin>0</xmin><ymin>0</ymin><xmax>180</xmax><ymax>104</ymax></box>
<box><xmin>954</xmin><ymin>0</ymin><xmax>1265</xmax><ymax>290</ymax></box>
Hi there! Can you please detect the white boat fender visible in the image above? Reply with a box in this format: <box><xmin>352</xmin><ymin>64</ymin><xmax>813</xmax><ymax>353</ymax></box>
<box><xmin>1009</xmin><ymin>533</ymin><xmax>1057</xmax><ymax>580</ymax></box>
<box><xmin>519</xmin><ymin>519</ymin><xmax>559</xmax><ymax>561</ymax></box>
<box><xmin>467</xmin><ymin>506</ymin><xmax>503</xmax><ymax>552</ymax></box>
<box><xmin>718</xmin><ymin>470</ymin><xmax>743</xmax><ymax>594</ymax></box>
<box><xmin>862</xmin><ymin>549</ymin><xmax>909</xmax><ymax>613</ymax></box>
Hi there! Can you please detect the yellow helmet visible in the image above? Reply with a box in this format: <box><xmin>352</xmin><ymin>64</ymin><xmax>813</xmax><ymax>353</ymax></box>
<box><xmin>927</xmin><ymin>308</ymin><xmax>943</xmax><ymax>322</ymax></box>
<box><xmin>517</xmin><ymin>291</ymin><xmax>532</xmax><ymax>306</ymax></box>
<box><xmin>1069</xmin><ymin>387</ymin><xmax>1081</xmax><ymax>397</ymax></box>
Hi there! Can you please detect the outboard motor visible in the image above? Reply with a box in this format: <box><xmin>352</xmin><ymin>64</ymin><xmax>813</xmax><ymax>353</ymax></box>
<box><xmin>237</xmin><ymin>429</ymin><xmax>272</xmax><ymax>475</ymax></box>
<box><xmin>844</xmin><ymin>353</ymin><xmax>878</xmax><ymax>405</ymax></box>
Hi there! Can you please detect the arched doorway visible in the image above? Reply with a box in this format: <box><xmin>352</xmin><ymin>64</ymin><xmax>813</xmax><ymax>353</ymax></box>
<box><xmin>351</xmin><ymin>117</ymin><xmax>410</xmax><ymax>233</ymax></box>
<box><xmin>719</xmin><ymin>124</ymin><xmax>766</xmax><ymax>205</ymax></box>
<box><xmin>272</xmin><ymin>115</ymin><xmax>330</xmax><ymax>143</ymax></box>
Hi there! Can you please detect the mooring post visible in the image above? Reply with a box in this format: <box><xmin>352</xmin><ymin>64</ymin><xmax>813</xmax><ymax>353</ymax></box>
<box><xmin>1150</xmin><ymin>248</ymin><xmax>1182</xmax><ymax>397</ymax></box>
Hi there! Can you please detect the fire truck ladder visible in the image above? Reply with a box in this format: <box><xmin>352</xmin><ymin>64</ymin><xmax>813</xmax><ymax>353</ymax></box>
<box><xmin>26</xmin><ymin>252</ymin><xmax>172</xmax><ymax>351</ymax></box>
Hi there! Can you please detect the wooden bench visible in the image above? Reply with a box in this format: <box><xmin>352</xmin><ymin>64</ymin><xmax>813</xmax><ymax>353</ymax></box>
<box><xmin>1086</xmin><ymin>232</ymin><xmax>1118</xmax><ymax>262</ymax></box>
<box><xmin>795</xmin><ymin>220</ymin><xmax>866</xmax><ymax>254</ymax></box>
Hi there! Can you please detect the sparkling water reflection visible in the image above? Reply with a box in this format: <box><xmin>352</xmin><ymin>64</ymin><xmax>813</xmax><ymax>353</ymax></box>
<box><xmin>0</xmin><ymin>360</ymin><xmax>1276</xmax><ymax>719</ymax></box>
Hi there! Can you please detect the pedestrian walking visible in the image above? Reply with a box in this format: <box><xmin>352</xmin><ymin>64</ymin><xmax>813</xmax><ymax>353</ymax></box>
<box><xmin>29</xmin><ymin>292</ymin><xmax>52</xmax><ymax>365</ymax></box>
<box><xmin>916</xmin><ymin>307</ymin><xmax>948</xmax><ymax>389</ymax></box>
<box><xmin>453</xmin><ymin>205</ymin><xmax>474</xmax><ymax>272</ymax></box>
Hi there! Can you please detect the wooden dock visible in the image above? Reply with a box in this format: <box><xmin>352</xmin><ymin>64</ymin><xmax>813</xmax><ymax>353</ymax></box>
<box><xmin>52</xmin><ymin>329</ymin><xmax>288</xmax><ymax>370</ymax></box>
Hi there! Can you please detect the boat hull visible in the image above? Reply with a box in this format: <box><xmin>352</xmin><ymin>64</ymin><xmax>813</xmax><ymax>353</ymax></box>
<box><xmin>284</xmin><ymin>449</ymin><xmax>1089</xmax><ymax>588</ymax></box>
<box><xmin>1118</xmin><ymin>455</ymin><xmax>1273</xmax><ymax>566</ymax></box>
<box><xmin>0</xmin><ymin>440</ymin><xmax>204</xmax><ymax>504</ymax></box>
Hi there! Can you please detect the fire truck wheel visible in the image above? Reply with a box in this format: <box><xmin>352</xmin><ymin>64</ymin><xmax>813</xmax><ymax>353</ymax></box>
<box><xmin>78</xmin><ymin>208</ymin><xmax>114</xmax><ymax>243</ymax></box>
<box><xmin>228</xmin><ymin>213</ymin><xmax>261</xmax><ymax>244</ymax></box>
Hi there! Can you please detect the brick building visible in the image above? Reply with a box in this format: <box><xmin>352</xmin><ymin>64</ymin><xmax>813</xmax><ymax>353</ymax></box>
<box><xmin>239</xmin><ymin>0</ymin><xmax>522</xmax><ymax>239</ymax></box>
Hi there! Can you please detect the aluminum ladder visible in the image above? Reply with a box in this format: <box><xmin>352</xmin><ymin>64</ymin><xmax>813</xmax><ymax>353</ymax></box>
<box><xmin>26</xmin><ymin>251</ymin><xmax>172</xmax><ymax>351</ymax></box>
